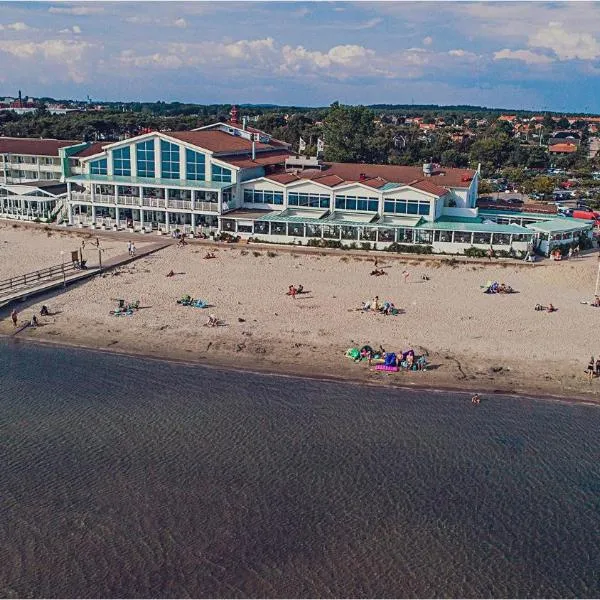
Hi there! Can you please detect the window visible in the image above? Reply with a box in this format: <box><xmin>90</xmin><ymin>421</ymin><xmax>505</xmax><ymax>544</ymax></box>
<box><xmin>113</xmin><ymin>147</ymin><xmax>131</xmax><ymax>176</ymax></box>
<box><xmin>384</xmin><ymin>198</ymin><xmax>430</xmax><ymax>216</ymax></box>
<box><xmin>288</xmin><ymin>192</ymin><xmax>330</xmax><ymax>209</ymax></box>
<box><xmin>244</xmin><ymin>189</ymin><xmax>283</xmax><ymax>205</ymax></box>
<box><xmin>160</xmin><ymin>140</ymin><xmax>180</xmax><ymax>179</ymax></box>
<box><xmin>335</xmin><ymin>195</ymin><xmax>378</xmax><ymax>212</ymax></box>
<box><xmin>90</xmin><ymin>158</ymin><xmax>107</xmax><ymax>176</ymax></box>
<box><xmin>211</xmin><ymin>164</ymin><xmax>232</xmax><ymax>183</ymax></box>
<box><xmin>136</xmin><ymin>140</ymin><xmax>155</xmax><ymax>178</ymax></box>
<box><xmin>186</xmin><ymin>149</ymin><xmax>206</xmax><ymax>181</ymax></box>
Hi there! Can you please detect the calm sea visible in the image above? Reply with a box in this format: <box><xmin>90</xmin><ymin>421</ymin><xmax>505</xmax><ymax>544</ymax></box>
<box><xmin>1</xmin><ymin>339</ymin><xmax>599</xmax><ymax>598</ymax></box>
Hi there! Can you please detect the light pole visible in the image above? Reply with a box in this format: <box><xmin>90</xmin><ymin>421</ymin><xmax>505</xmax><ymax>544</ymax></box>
<box><xmin>60</xmin><ymin>250</ymin><xmax>65</xmax><ymax>287</ymax></box>
<box><xmin>98</xmin><ymin>247</ymin><xmax>102</xmax><ymax>271</ymax></box>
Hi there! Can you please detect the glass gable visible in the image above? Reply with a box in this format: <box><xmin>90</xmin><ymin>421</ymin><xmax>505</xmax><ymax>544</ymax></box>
<box><xmin>113</xmin><ymin>147</ymin><xmax>131</xmax><ymax>177</ymax></box>
<box><xmin>89</xmin><ymin>158</ymin><xmax>107</xmax><ymax>176</ymax></box>
<box><xmin>186</xmin><ymin>149</ymin><xmax>206</xmax><ymax>181</ymax></box>
<box><xmin>244</xmin><ymin>189</ymin><xmax>284</xmax><ymax>205</ymax></box>
<box><xmin>136</xmin><ymin>140</ymin><xmax>155</xmax><ymax>178</ymax></box>
<box><xmin>161</xmin><ymin>140</ymin><xmax>180</xmax><ymax>179</ymax></box>
<box><xmin>288</xmin><ymin>192</ymin><xmax>330</xmax><ymax>209</ymax></box>
<box><xmin>384</xmin><ymin>198</ymin><xmax>430</xmax><ymax>216</ymax></box>
<box><xmin>335</xmin><ymin>194</ymin><xmax>379</xmax><ymax>212</ymax></box>
<box><xmin>212</xmin><ymin>164</ymin><xmax>232</xmax><ymax>183</ymax></box>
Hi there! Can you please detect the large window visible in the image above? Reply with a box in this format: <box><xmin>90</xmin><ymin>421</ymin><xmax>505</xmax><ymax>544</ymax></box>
<box><xmin>243</xmin><ymin>189</ymin><xmax>284</xmax><ymax>205</ymax></box>
<box><xmin>334</xmin><ymin>195</ymin><xmax>379</xmax><ymax>212</ymax></box>
<box><xmin>112</xmin><ymin>147</ymin><xmax>131</xmax><ymax>177</ymax></box>
<box><xmin>89</xmin><ymin>158</ymin><xmax>107</xmax><ymax>176</ymax></box>
<box><xmin>186</xmin><ymin>149</ymin><xmax>206</xmax><ymax>181</ymax></box>
<box><xmin>384</xmin><ymin>198</ymin><xmax>430</xmax><ymax>216</ymax></box>
<box><xmin>288</xmin><ymin>192</ymin><xmax>330</xmax><ymax>209</ymax></box>
<box><xmin>161</xmin><ymin>140</ymin><xmax>180</xmax><ymax>179</ymax></box>
<box><xmin>136</xmin><ymin>140</ymin><xmax>155</xmax><ymax>178</ymax></box>
<box><xmin>211</xmin><ymin>164</ymin><xmax>232</xmax><ymax>183</ymax></box>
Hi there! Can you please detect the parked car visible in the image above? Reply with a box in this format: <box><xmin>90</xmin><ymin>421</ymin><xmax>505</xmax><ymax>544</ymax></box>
<box><xmin>506</xmin><ymin>198</ymin><xmax>524</xmax><ymax>205</ymax></box>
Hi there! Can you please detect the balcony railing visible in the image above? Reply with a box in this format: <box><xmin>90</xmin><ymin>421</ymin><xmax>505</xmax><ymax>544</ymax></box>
<box><xmin>195</xmin><ymin>201</ymin><xmax>219</xmax><ymax>212</ymax></box>
<box><xmin>117</xmin><ymin>195</ymin><xmax>140</xmax><ymax>206</ymax></box>
<box><xmin>71</xmin><ymin>192</ymin><xmax>92</xmax><ymax>202</ymax></box>
<box><xmin>143</xmin><ymin>197</ymin><xmax>166</xmax><ymax>208</ymax></box>
<box><xmin>167</xmin><ymin>199</ymin><xmax>192</xmax><ymax>210</ymax></box>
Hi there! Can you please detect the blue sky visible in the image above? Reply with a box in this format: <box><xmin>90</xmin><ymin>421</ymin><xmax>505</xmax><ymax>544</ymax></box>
<box><xmin>1</xmin><ymin>1</ymin><xmax>600</xmax><ymax>112</ymax></box>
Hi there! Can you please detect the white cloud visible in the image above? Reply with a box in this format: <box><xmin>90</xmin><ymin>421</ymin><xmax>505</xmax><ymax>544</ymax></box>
<box><xmin>49</xmin><ymin>5</ymin><xmax>104</xmax><ymax>15</ymax></box>
<box><xmin>494</xmin><ymin>48</ymin><xmax>554</xmax><ymax>65</ymax></box>
<box><xmin>173</xmin><ymin>18</ymin><xmax>187</xmax><ymax>29</ymax></box>
<box><xmin>292</xmin><ymin>7</ymin><xmax>310</xmax><ymax>18</ymax></box>
<box><xmin>125</xmin><ymin>15</ymin><xmax>189</xmax><ymax>28</ymax></box>
<box><xmin>0</xmin><ymin>22</ymin><xmax>34</xmax><ymax>31</ymax></box>
<box><xmin>528</xmin><ymin>23</ymin><xmax>600</xmax><ymax>60</ymax></box>
<box><xmin>59</xmin><ymin>25</ymin><xmax>82</xmax><ymax>34</ymax></box>
<box><xmin>0</xmin><ymin>39</ymin><xmax>97</xmax><ymax>83</ymax></box>
<box><xmin>422</xmin><ymin>36</ymin><xmax>433</xmax><ymax>46</ymax></box>
<box><xmin>353</xmin><ymin>17</ymin><xmax>383</xmax><ymax>30</ymax></box>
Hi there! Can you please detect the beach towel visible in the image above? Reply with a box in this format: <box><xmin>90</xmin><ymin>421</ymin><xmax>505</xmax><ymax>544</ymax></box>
<box><xmin>384</xmin><ymin>353</ymin><xmax>397</xmax><ymax>367</ymax></box>
<box><xmin>346</xmin><ymin>348</ymin><xmax>360</xmax><ymax>360</ymax></box>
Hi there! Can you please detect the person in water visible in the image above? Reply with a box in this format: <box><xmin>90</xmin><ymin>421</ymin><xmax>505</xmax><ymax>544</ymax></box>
<box><xmin>472</xmin><ymin>393</ymin><xmax>481</xmax><ymax>404</ymax></box>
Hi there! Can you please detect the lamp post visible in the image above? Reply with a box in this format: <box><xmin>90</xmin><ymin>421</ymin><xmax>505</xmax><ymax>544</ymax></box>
<box><xmin>60</xmin><ymin>250</ymin><xmax>65</xmax><ymax>287</ymax></box>
<box><xmin>98</xmin><ymin>247</ymin><xmax>102</xmax><ymax>271</ymax></box>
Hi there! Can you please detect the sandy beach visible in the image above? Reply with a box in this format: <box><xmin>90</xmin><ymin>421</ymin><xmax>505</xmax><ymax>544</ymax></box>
<box><xmin>3</xmin><ymin>221</ymin><xmax>600</xmax><ymax>401</ymax></box>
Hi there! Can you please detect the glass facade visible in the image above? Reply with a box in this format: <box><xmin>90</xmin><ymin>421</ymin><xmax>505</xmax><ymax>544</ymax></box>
<box><xmin>112</xmin><ymin>147</ymin><xmax>131</xmax><ymax>177</ymax></box>
<box><xmin>334</xmin><ymin>195</ymin><xmax>379</xmax><ymax>212</ymax></box>
<box><xmin>186</xmin><ymin>149</ymin><xmax>206</xmax><ymax>181</ymax></box>
<box><xmin>136</xmin><ymin>140</ymin><xmax>155</xmax><ymax>178</ymax></box>
<box><xmin>288</xmin><ymin>192</ymin><xmax>330</xmax><ymax>209</ymax></box>
<box><xmin>89</xmin><ymin>158</ymin><xmax>107</xmax><ymax>176</ymax></box>
<box><xmin>160</xmin><ymin>140</ymin><xmax>180</xmax><ymax>179</ymax></box>
<box><xmin>384</xmin><ymin>198</ymin><xmax>430</xmax><ymax>216</ymax></box>
<box><xmin>244</xmin><ymin>189</ymin><xmax>284</xmax><ymax>205</ymax></box>
<box><xmin>211</xmin><ymin>164</ymin><xmax>232</xmax><ymax>183</ymax></box>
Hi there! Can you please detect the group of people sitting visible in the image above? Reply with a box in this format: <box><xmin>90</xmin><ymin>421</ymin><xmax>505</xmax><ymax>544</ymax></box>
<box><xmin>204</xmin><ymin>252</ymin><xmax>216</xmax><ymax>259</ymax></box>
<box><xmin>534</xmin><ymin>303</ymin><xmax>557</xmax><ymax>312</ymax></box>
<box><xmin>346</xmin><ymin>346</ymin><xmax>427</xmax><ymax>370</ymax></box>
<box><xmin>286</xmin><ymin>284</ymin><xmax>305</xmax><ymax>298</ymax></box>
<box><xmin>204</xmin><ymin>314</ymin><xmax>220</xmax><ymax>327</ymax></box>
<box><xmin>483</xmin><ymin>281</ymin><xmax>515</xmax><ymax>294</ymax></box>
<box><xmin>362</xmin><ymin>296</ymin><xmax>399</xmax><ymax>316</ymax></box>
<box><xmin>370</xmin><ymin>268</ymin><xmax>387</xmax><ymax>277</ymax></box>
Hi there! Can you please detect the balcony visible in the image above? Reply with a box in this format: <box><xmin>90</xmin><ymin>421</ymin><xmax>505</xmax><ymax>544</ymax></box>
<box><xmin>167</xmin><ymin>199</ymin><xmax>192</xmax><ymax>210</ymax></box>
<box><xmin>117</xmin><ymin>195</ymin><xmax>140</xmax><ymax>206</ymax></box>
<box><xmin>142</xmin><ymin>197</ymin><xmax>166</xmax><ymax>209</ymax></box>
<box><xmin>195</xmin><ymin>201</ymin><xmax>219</xmax><ymax>213</ymax></box>
<box><xmin>71</xmin><ymin>192</ymin><xmax>92</xmax><ymax>202</ymax></box>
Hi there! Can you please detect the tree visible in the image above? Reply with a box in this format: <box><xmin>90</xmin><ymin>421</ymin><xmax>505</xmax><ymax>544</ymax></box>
<box><xmin>556</xmin><ymin>117</ymin><xmax>570</xmax><ymax>129</ymax></box>
<box><xmin>322</xmin><ymin>102</ymin><xmax>376</xmax><ymax>163</ymax></box>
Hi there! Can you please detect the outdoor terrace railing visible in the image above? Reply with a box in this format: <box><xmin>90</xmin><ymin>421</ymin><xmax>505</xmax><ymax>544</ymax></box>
<box><xmin>0</xmin><ymin>262</ymin><xmax>83</xmax><ymax>297</ymax></box>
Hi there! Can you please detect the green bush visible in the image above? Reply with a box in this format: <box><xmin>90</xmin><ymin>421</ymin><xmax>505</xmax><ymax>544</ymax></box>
<box><xmin>306</xmin><ymin>238</ymin><xmax>343</xmax><ymax>249</ymax></box>
<box><xmin>386</xmin><ymin>243</ymin><xmax>433</xmax><ymax>254</ymax></box>
<box><xmin>360</xmin><ymin>242</ymin><xmax>372</xmax><ymax>251</ymax></box>
<box><xmin>463</xmin><ymin>246</ymin><xmax>487</xmax><ymax>258</ymax></box>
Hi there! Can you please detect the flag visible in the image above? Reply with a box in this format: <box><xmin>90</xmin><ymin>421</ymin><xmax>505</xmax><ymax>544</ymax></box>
<box><xmin>299</xmin><ymin>137</ymin><xmax>306</xmax><ymax>152</ymax></box>
<box><xmin>317</xmin><ymin>138</ymin><xmax>325</xmax><ymax>152</ymax></box>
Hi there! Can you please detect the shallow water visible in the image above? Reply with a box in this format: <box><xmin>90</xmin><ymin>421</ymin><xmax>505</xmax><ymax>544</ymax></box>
<box><xmin>1</xmin><ymin>339</ymin><xmax>599</xmax><ymax>598</ymax></box>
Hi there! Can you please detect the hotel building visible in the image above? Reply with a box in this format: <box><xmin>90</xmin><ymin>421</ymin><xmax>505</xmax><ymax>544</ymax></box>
<box><xmin>0</xmin><ymin>118</ymin><xmax>593</xmax><ymax>256</ymax></box>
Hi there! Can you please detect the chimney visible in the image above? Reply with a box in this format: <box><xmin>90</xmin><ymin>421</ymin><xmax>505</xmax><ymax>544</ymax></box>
<box><xmin>230</xmin><ymin>105</ymin><xmax>239</xmax><ymax>125</ymax></box>
<box><xmin>359</xmin><ymin>173</ymin><xmax>367</xmax><ymax>181</ymax></box>
<box><xmin>251</xmin><ymin>141</ymin><xmax>256</xmax><ymax>160</ymax></box>
<box><xmin>18</xmin><ymin>90</ymin><xmax>22</xmax><ymax>108</ymax></box>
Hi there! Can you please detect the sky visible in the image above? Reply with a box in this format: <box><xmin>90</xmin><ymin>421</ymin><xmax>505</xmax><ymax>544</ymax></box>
<box><xmin>1</xmin><ymin>1</ymin><xmax>600</xmax><ymax>112</ymax></box>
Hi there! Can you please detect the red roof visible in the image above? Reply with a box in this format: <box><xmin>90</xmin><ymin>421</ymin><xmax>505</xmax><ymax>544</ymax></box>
<box><xmin>0</xmin><ymin>137</ymin><xmax>79</xmax><ymax>156</ymax></box>
<box><xmin>71</xmin><ymin>142</ymin><xmax>105</xmax><ymax>158</ymax></box>
<box><xmin>219</xmin><ymin>150</ymin><xmax>292</xmax><ymax>168</ymax></box>
<box><xmin>169</xmin><ymin>130</ymin><xmax>278</xmax><ymax>154</ymax></box>
<box><xmin>266</xmin><ymin>162</ymin><xmax>474</xmax><ymax>191</ymax></box>
<box><xmin>548</xmin><ymin>143</ymin><xmax>577</xmax><ymax>153</ymax></box>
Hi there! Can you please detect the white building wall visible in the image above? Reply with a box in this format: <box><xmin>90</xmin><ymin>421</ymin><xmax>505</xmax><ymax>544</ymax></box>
<box><xmin>240</xmin><ymin>179</ymin><xmax>286</xmax><ymax>210</ymax></box>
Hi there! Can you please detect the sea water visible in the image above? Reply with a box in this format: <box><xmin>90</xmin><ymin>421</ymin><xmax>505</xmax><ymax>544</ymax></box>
<box><xmin>0</xmin><ymin>339</ymin><xmax>599</xmax><ymax>598</ymax></box>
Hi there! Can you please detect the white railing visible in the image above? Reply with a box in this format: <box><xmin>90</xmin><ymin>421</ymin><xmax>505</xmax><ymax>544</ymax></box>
<box><xmin>117</xmin><ymin>195</ymin><xmax>140</xmax><ymax>206</ymax></box>
<box><xmin>167</xmin><ymin>199</ymin><xmax>192</xmax><ymax>210</ymax></box>
<box><xmin>195</xmin><ymin>201</ymin><xmax>219</xmax><ymax>212</ymax></box>
<box><xmin>143</xmin><ymin>197</ymin><xmax>166</xmax><ymax>208</ymax></box>
<box><xmin>71</xmin><ymin>192</ymin><xmax>92</xmax><ymax>202</ymax></box>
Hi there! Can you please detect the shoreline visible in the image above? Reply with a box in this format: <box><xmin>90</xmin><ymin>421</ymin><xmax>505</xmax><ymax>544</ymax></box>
<box><xmin>5</xmin><ymin>332</ymin><xmax>600</xmax><ymax>407</ymax></box>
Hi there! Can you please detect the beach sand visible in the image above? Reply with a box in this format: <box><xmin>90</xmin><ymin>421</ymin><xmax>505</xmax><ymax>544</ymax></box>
<box><xmin>2</xmin><ymin>222</ymin><xmax>600</xmax><ymax>401</ymax></box>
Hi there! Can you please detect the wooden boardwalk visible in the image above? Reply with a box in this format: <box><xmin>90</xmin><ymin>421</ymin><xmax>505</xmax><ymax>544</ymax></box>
<box><xmin>0</xmin><ymin>241</ymin><xmax>171</xmax><ymax>308</ymax></box>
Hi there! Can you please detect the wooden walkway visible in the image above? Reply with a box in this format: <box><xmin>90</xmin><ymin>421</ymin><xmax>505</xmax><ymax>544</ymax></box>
<box><xmin>0</xmin><ymin>241</ymin><xmax>172</xmax><ymax>308</ymax></box>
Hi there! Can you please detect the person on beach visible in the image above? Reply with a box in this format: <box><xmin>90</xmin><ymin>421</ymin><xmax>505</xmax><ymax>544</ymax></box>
<box><xmin>127</xmin><ymin>241</ymin><xmax>133</xmax><ymax>256</ymax></box>
<box><xmin>402</xmin><ymin>270</ymin><xmax>410</xmax><ymax>283</ymax></box>
<box><xmin>568</xmin><ymin>247</ymin><xmax>573</xmax><ymax>260</ymax></box>
<box><xmin>595</xmin><ymin>357</ymin><xmax>600</xmax><ymax>377</ymax></box>
<box><xmin>11</xmin><ymin>309</ymin><xmax>18</xmax><ymax>327</ymax></box>
<box><xmin>131</xmin><ymin>242</ymin><xmax>136</xmax><ymax>256</ymax></box>
<box><xmin>288</xmin><ymin>285</ymin><xmax>297</xmax><ymax>299</ymax></box>
<box><xmin>373</xmin><ymin>296</ymin><xmax>380</xmax><ymax>311</ymax></box>
<box><xmin>587</xmin><ymin>356</ymin><xmax>595</xmax><ymax>381</ymax></box>
<box><xmin>547</xmin><ymin>303</ymin><xmax>556</xmax><ymax>313</ymax></box>
<box><xmin>30</xmin><ymin>315</ymin><xmax>38</xmax><ymax>327</ymax></box>
<box><xmin>40</xmin><ymin>305</ymin><xmax>49</xmax><ymax>316</ymax></box>
<box><xmin>487</xmin><ymin>247</ymin><xmax>493</xmax><ymax>261</ymax></box>
<box><xmin>472</xmin><ymin>394</ymin><xmax>481</xmax><ymax>404</ymax></box>
<box><xmin>166</xmin><ymin>270</ymin><xmax>175</xmax><ymax>278</ymax></box>
<box><xmin>81</xmin><ymin>239</ymin><xmax>86</xmax><ymax>250</ymax></box>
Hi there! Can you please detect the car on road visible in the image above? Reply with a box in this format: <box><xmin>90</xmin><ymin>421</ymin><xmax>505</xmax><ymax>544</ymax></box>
<box><xmin>506</xmin><ymin>198</ymin><xmax>524</xmax><ymax>205</ymax></box>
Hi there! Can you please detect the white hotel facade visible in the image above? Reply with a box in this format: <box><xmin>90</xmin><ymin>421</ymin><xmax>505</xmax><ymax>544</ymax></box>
<box><xmin>1</xmin><ymin>118</ymin><xmax>594</xmax><ymax>255</ymax></box>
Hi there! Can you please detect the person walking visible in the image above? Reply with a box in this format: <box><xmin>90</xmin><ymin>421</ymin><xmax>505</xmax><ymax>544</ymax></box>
<box><xmin>127</xmin><ymin>240</ymin><xmax>132</xmax><ymax>256</ymax></box>
<box><xmin>131</xmin><ymin>242</ymin><xmax>136</xmax><ymax>256</ymax></box>
<box><xmin>402</xmin><ymin>270</ymin><xmax>410</xmax><ymax>283</ymax></box>
<box><xmin>11</xmin><ymin>309</ymin><xmax>18</xmax><ymax>327</ymax></box>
